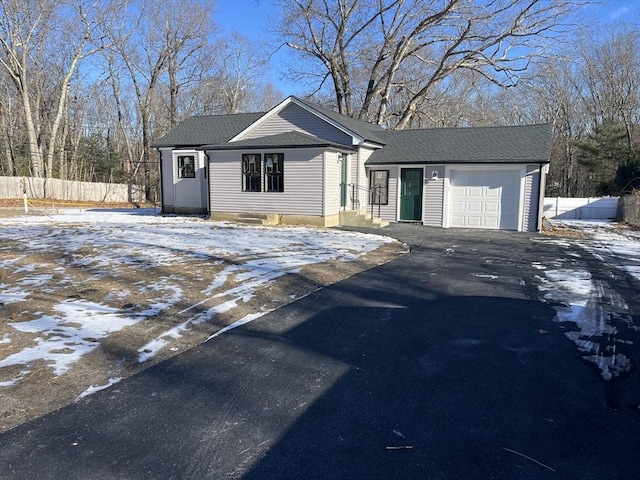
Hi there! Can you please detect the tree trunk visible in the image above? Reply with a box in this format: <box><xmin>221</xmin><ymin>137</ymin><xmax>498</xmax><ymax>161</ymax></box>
<box><xmin>21</xmin><ymin>87</ymin><xmax>43</xmax><ymax>178</ymax></box>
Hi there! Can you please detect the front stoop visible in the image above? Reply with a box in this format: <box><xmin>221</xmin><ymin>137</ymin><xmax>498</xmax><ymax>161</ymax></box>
<box><xmin>339</xmin><ymin>210</ymin><xmax>389</xmax><ymax>228</ymax></box>
<box><xmin>234</xmin><ymin>213</ymin><xmax>281</xmax><ymax>226</ymax></box>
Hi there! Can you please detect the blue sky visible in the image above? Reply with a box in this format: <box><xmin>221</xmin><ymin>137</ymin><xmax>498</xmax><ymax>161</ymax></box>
<box><xmin>214</xmin><ymin>0</ymin><xmax>303</xmax><ymax>94</ymax></box>
<box><xmin>214</xmin><ymin>0</ymin><xmax>639</xmax><ymax>96</ymax></box>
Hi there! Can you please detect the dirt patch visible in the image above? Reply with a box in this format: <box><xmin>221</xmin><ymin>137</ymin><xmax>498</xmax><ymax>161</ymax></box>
<box><xmin>0</xmin><ymin>199</ymin><xmax>156</xmax><ymax>219</ymax></box>
<box><xmin>541</xmin><ymin>217</ymin><xmax>593</xmax><ymax>239</ymax></box>
<box><xmin>543</xmin><ymin>225</ymin><xmax>593</xmax><ymax>239</ymax></box>
<box><xmin>0</xmin><ymin>217</ymin><xmax>403</xmax><ymax>433</ymax></box>
<box><xmin>542</xmin><ymin>218</ymin><xmax>640</xmax><ymax>241</ymax></box>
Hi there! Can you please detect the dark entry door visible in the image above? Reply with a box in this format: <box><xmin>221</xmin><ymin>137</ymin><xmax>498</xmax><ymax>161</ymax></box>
<box><xmin>340</xmin><ymin>154</ymin><xmax>348</xmax><ymax>208</ymax></box>
<box><xmin>400</xmin><ymin>168</ymin><xmax>423</xmax><ymax>221</ymax></box>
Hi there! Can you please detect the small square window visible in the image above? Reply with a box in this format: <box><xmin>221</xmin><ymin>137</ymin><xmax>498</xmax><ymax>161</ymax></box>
<box><xmin>177</xmin><ymin>155</ymin><xmax>195</xmax><ymax>178</ymax></box>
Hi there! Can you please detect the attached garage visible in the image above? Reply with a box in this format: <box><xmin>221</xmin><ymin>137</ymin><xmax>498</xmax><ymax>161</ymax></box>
<box><xmin>448</xmin><ymin>169</ymin><xmax>522</xmax><ymax>230</ymax></box>
<box><xmin>365</xmin><ymin>124</ymin><xmax>552</xmax><ymax>232</ymax></box>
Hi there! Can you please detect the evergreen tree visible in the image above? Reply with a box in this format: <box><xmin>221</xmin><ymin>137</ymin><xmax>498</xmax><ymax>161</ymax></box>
<box><xmin>575</xmin><ymin>122</ymin><xmax>635</xmax><ymax>196</ymax></box>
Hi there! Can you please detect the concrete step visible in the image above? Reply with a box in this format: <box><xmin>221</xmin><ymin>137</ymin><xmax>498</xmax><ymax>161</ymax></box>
<box><xmin>339</xmin><ymin>210</ymin><xmax>388</xmax><ymax>228</ymax></box>
<box><xmin>235</xmin><ymin>217</ymin><xmax>265</xmax><ymax>225</ymax></box>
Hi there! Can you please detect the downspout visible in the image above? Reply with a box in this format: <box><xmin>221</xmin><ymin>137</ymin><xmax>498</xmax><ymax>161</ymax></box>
<box><xmin>536</xmin><ymin>162</ymin><xmax>548</xmax><ymax>232</ymax></box>
<box><xmin>204</xmin><ymin>150</ymin><xmax>212</xmax><ymax>218</ymax></box>
<box><xmin>356</xmin><ymin>148</ymin><xmax>360</xmax><ymax>210</ymax></box>
<box><xmin>321</xmin><ymin>151</ymin><xmax>326</xmax><ymax>219</ymax></box>
<box><xmin>156</xmin><ymin>148</ymin><xmax>164</xmax><ymax>213</ymax></box>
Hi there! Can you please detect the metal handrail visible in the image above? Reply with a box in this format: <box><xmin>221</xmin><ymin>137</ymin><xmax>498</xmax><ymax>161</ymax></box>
<box><xmin>348</xmin><ymin>183</ymin><xmax>386</xmax><ymax>218</ymax></box>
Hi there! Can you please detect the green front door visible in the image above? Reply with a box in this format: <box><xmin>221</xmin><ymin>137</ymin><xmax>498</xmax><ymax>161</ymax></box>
<box><xmin>340</xmin><ymin>154</ymin><xmax>348</xmax><ymax>208</ymax></box>
<box><xmin>400</xmin><ymin>168</ymin><xmax>423</xmax><ymax>221</ymax></box>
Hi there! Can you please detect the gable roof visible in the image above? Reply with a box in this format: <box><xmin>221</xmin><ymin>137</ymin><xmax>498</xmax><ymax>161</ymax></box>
<box><xmin>228</xmin><ymin>96</ymin><xmax>387</xmax><ymax>146</ymax></box>
<box><xmin>291</xmin><ymin>96</ymin><xmax>387</xmax><ymax>145</ymax></box>
<box><xmin>366</xmin><ymin>124</ymin><xmax>552</xmax><ymax>165</ymax></box>
<box><xmin>201</xmin><ymin>131</ymin><xmax>355</xmax><ymax>151</ymax></box>
<box><xmin>152</xmin><ymin>112</ymin><xmax>264</xmax><ymax>148</ymax></box>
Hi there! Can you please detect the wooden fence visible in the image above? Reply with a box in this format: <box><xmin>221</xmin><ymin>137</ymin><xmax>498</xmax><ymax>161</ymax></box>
<box><xmin>0</xmin><ymin>176</ymin><xmax>145</xmax><ymax>204</ymax></box>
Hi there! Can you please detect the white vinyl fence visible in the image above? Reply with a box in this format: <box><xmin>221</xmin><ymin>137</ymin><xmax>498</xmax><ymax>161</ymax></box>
<box><xmin>543</xmin><ymin>197</ymin><xmax>619</xmax><ymax>220</ymax></box>
<box><xmin>0</xmin><ymin>176</ymin><xmax>145</xmax><ymax>204</ymax></box>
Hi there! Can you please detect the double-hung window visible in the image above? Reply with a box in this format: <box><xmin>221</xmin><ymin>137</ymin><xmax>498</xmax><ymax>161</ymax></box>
<box><xmin>177</xmin><ymin>155</ymin><xmax>195</xmax><ymax>178</ymax></box>
<box><xmin>264</xmin><ymin>153</ymin><xmax>284</xmax><ymax>192</ymax></box>
<box><xmin>369</xmin><ymin>170</ymin><xmax>389</xmax><ymax>205</ymax></box>
<box><xmin>242</xmin><ymin>154</ymin><xmax>262</xmax><ymax>192</ymax></box>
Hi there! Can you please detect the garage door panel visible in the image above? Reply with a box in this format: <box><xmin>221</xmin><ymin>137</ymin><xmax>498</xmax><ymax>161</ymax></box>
<box><xmin>484</xmin><ymin>201</ymin><xmax>500</xmax><ymax>213</ymax></box>
<box><xmin>483</xmin><ymin>217</ymin><xmax>499</xmax><ymax>228</ymax></box>
<box><xmin>485</xmin><ymin>187</ymin><xmax>501</xmax><ymax>198</ymax></box>
<box><xmin>449</xmin><ymin>169</ymin><xmax>520</xmax><ymax>230</ymax></box>
<box><xmin>467</xmin><ymin>216</ymin><xmax>482</xmax><ymax>227</ymax></box>
<box><xmin>452</xmin><ymin>201</ymin><xmax>466</xmax><ymax>211</ymax></box>
<box><xmin>468</xmin><ymin>186</ymin><xmax>484</xmax><ymax>197</ymax></box>
<box><xmin>468</xmin><ymin>201</ymin><xmax>482</xmax><ymax>212</ymax></box>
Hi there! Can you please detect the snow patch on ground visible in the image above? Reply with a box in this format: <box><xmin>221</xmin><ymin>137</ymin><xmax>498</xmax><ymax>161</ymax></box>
<box><xmin>536</xmin><ymin>221</ymin><xmax>639</xmax><ymax>380</ymax></box>
<box><xmin>0</xmin><ymin>299</ymin><xmax>141</xmax><ymax>379</ymax></box>
<box><xmin>559</xmin><ymin>221</ymin><xmax>640</xmax><ymax>282</ymax></box>
<box><xmin>537</xmin><ymin>268</ymin><xmax>630</xmax><ymax>380</ymax></box>
<box><xmin>0</xmin><ymin>209</ymin><xmax>394</xmax><ymax>386</ymax></box>
<box><xmin>76</xmin><ymin>377</ymin><xmax>124</xmax><ymax>400</ymax></box>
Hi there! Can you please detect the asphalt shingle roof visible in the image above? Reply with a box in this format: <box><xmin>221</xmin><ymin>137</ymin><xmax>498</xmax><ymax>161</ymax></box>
<box><xmin>366</xmin><ymin>124</ymin><xmax>552</xmax><ymax>165</ymax></box>
<box><xmin>152</xmin><ymin>112</ymin><xmax>264</xmax><ymax>148</ymax></box>
<box><xmin>200</xmin><ymin>131</ymin><xmax>355</xmax><ymax>151</ymax></box>
<box><xmin>153</xmin><ymin>99</ymin><xmax>551</xmax><ymax>167</ymax></box>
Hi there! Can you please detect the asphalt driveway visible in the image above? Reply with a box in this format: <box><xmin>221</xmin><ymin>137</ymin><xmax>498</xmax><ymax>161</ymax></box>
<box><xmin>0</xmin><ymin>224</ymin><xmax>638</xmax><ymax>479</ymax></box>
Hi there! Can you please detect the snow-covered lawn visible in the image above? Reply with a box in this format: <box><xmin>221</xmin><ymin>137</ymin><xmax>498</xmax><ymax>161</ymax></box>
<box><xmin>0</xmin><ymin>209</ymin><xmax>396</xmax><ymax>394</ymax></box>
<box><xmin>535</xmin><ymin>221</ymin><xmax>640</xmax><ymax>380</ymax></box>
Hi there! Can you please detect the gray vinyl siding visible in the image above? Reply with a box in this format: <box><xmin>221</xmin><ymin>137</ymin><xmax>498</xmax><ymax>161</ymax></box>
<box><xmin>171</xmin><ymin>150</ymin><xmax>207</xmax><ymax>211</ymax></box>
<box><xmin>365</xmin><ymin>165</ymin><xmax>398</xmax><ymax>222</ymax></box>
<box><xmin>208</xmin><ymin>148</ymin><xmax>324</xmax><ymax>216</ymax></box>
<box><xmin>325</xmin><ymin>151</ymin><xmax>341</xmax><ymax>216</ymax></box>
<box><xmin>244</xmin><ymin>103</ymin><xmax>353</xmax><ymax>146</ymax></box>
<box><xmin>353</xmin><ymin>147</ymin><xmax>375</xmax><ymax>211</ymax></box>
<box><xmin>523</xmin><ymin>164</ymin><xmax>541</xmax><ymax>232</ymax></box>
<box><xmin>423</xmin><ymin>166</ymin><xmax>445</xmax><ymax>227</ymax></box>
<box><xmin>160</xmin><ymin>149</ymin><xmax>175</xmax><ymax>209</ymax></box>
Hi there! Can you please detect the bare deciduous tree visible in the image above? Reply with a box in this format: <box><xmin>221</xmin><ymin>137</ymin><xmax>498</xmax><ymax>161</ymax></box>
<box><xmin>276</xmin><ymin>0</ymin><xmax>578</xmax><ymax>129</ymax></box>
<box><xmin>103</xmin><ymin>0</ymin><xmax>214</xmax><ymax>198</ymax></box>
<box><xmin>0</xmin><ymin>0</ymin><xmax>120</xmax><ymax>178</ymax></box>
<box><xmin>0</xmin><ymin>0</ymin><xmax>56</xmax><ymax>176</ymax></box>
<box><xmin>578</xmin><ymin>25</ymin><xmax>640</xmax><ymax>151</ymax></box>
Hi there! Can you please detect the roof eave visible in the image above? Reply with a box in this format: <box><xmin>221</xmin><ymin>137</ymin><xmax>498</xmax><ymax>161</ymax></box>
<box><xmin>365</xmin><ymin>158</ymin><xmax>551</xmax><ymax>165</ymax></box>
<box><xmin>200</xmin><ymin>143</ymin><xmax>356</xmax><ymax>152</ymax></box>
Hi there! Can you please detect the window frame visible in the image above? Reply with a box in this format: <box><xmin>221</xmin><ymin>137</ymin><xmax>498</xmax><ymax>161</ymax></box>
<box><xmin>369</xmin><ymin>169</ymin><xmax>389</xmax><ymax>205</ymax></box>
<box><xmin>242</xmin><ymin>153</ymin><xmax>262</xmax><ymax>192</ymax></box>
<box><xmin>177</xmin><ymin>155</ymin><xmax>196</xmax><ymax>179</ymax></box>
<box><xmin>264</xmin><ymin>153</ymin><xmax>284</xmax><ymax>193</ymax></box>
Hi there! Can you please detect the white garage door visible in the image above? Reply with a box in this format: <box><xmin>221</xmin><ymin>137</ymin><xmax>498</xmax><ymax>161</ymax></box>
<box><xmin>449</xmin><ymin>170</ymin><xmax>521</xmax><ymax>230</ymax></box>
